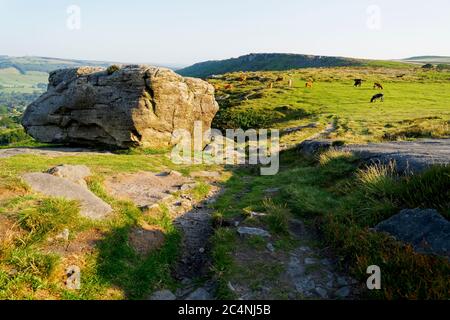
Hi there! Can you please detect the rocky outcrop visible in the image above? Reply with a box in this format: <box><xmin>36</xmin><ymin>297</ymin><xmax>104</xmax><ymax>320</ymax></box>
<box><xmin>22</xmin><ymin>65</ymin><xmax>219</xmax><ymax>148</ymax></box>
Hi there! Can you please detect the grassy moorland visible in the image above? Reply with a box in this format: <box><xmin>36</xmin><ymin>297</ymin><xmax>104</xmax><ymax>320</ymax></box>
<box><xmin>210</xmin><ymin>66</ymin><xmax>450</xmax><ymax>145</ymax></box>
<box><xmin>0</xmin><ymin>65</ymin><xmax>449</xmax><ymax>300</ymax></box>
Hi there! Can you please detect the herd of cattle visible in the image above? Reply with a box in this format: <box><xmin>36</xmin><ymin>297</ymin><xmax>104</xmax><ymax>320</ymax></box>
<box><xmin>214</xmin><ymin>74</ymin><xmax>386</xmax><ymax>103</ymax></box>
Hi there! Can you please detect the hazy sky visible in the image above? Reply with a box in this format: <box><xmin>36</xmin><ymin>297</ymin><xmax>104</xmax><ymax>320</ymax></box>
<box><xmin>1</xmin><ymin>0</ymin><xmax>449</xmax><ymax>66</ymax></box>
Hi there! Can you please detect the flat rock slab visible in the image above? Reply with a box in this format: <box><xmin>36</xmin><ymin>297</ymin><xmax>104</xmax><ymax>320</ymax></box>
<box><xmin>47</xmin><ymin>164</ymin><xmax>91</xmax><ymax>187</ymax></box>
<box><xmin>104</xmin><ymin>171</ymin><xmax>189</xmax><ymax>209</ymax></box>
<box><xmin>343</xmin><ymin>139</ymin><xmax>450</xmax><ymax>172</ymax></box>
<box><xmin>22</xmin><ymin>173</ymin><xmax>112</xmax><ymax>220</ymax></box>
<box><xmin>299</xmin><ymin>139</ymin><xmax>450</xmax><ymax>173</ymax></box>
<box><xmin>0</xmin><ymin>147</ymin><xmax>112</xmax><ymax>159</ymax></box>
<box><xmin>375</xmin><ymin>208</ymin><xmax>450</xmax><ymax>259</ymax></box>
<box><xmin>237</xmin><ymin>227</ymin><xmax>271</xmax><ymax>238</ymax></box>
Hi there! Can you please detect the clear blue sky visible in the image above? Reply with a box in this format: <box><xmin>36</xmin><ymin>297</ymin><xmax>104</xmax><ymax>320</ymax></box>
<box><xmin>1</xmin><ymin>0</ymin><xmax>449</xmax><ymax>66</ymax></box>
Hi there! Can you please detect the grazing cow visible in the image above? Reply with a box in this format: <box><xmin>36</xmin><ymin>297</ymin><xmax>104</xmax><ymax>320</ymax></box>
<box><xmin>305</xmin><ymin>81</ymin><xmax>313</xmax><ymax>88</ymax></box>
<box><xmin>224</xmin><ymin>84</ymin><xmax>234</xmax><ymax>90</ymax></box>
<box><xmin>354</xmin><ymin>79</ymin><xmax>363</xmax><ymax>87</ymax></box>
<box><xmin>371</xmin><ymin>93</ymin><xmax>384</xmax><ymax>103</ymax></box>
<box><xmin>373</xmin><ymin>82</ymin><xmax>384</xmax><ymax>90</ymax></box>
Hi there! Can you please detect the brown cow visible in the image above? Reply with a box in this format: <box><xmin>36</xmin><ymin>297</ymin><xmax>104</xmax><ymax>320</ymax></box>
<box><xmin>305</xmin><ymin>81</ymin><xmax>313</xmax><ymax>88</ymax></box>
<box><xmin>373</xmin><ymin>82</ymin><xmax>384</xmax><ymax>90</ymax></box>
<box><xmin>224</xmin><ymin>84</ymin><xmax>234</xmax><ymax>90</ymax></box>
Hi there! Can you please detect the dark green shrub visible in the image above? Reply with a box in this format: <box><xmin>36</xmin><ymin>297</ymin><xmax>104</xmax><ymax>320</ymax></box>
<box><xmin>107</xmin><ymin>65</ymin><xmax>120</xmax><ymax>75</ymax></box>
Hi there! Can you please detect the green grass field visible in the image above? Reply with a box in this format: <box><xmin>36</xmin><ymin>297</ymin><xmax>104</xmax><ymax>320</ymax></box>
<box><xmin>0</xmin><ymin>68</ymin><xmax>48</xmax><ymax>94</ymax></box>
<box><xmin>210</xmin><ymin>66</ymin><xmax>450</xmax><ymax>145</ymax></box>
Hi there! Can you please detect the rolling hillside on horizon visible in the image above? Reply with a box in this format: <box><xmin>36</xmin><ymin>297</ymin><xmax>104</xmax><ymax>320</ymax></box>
<box><xmin>177</xmin><ymin>53</ymin><xmax>414</xmax><ymax>78</ymax></box>
<box><xmin>402</xmin><ymin>56</ymin><xmax>450</xmax><ymax>64</ymax></box>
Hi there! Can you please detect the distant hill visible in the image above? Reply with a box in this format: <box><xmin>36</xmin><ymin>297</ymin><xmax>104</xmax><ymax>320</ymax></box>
<box><xmin>0</xmin><ymin>56</ymin><xmax>116</xmax><ymax>75</ymax></box>
<box><xmin>402</xmin><ymin>56</ymin><xmax>450</xmax><ymax>64</ymax></box>
<box><xmin>177</xmin><ymin>53</ymin><xmax>367</xmax><ymax>78</ymax></box>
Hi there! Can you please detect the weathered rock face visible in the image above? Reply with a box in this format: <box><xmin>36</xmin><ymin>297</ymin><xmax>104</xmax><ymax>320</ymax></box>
<box><xmin>375</xmin><ymin>209</ymin><xmax>450</xmax><ymax>259</ymax></box>
<box><xmin>22</xmin><ymin>65</ymin><xmax>219</xmax><ymax>148</ymax></box>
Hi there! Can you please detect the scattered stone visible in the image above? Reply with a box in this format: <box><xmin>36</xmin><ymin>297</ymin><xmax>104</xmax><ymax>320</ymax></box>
<box><xmin>264</xmin><ymin>188</ymin><xmax>280</xmax><ymax>194</ymax></box>
<box><xmin>237</xmin><ymin>227</ymin><xmax>271</xmax><ymax>238</ymax></box>
<box><xmin>293</xmin><ymin>277</ymin><xmax>316</xmax><ymax>294</ymax></box>
<box><xmin>304</xmin><ymin>258</ymin><xmax>319</xmax><ymax>265</ymax></box>
<box><xmin>250</xmin><ymin>211</ymin><xmax>267</xmax><ymax>218</ymax></box>
<box><xmin>375</xmin><ymin>209</ymin><xmax>450</xmax><ymax>259</ymax></box>
<box><xmin>22</xmin><ymin>65</ymin><xmax>219</xmax><ymax>148</ymax></box>
<box><xmin>227</xmin><ymin>282</ymin><xmax>236</xmax><ymax>292</ymax></box>
<box><xmin>337</xmin><ymin>276</ymin><xmax>348</xmax><ymax>287</ymax></box>
<box><xmin>56</xmin><ymin>228</ymin><xmax>70</xmax><ymax>241</ymax></box>
<box><xmin>22</xmin><ymin>172</ymin><xmax>112</xmax><ymax>220</ymax></box>
<box><xmin>335</xmin><ymin>286</ymin><xmax>351</xmax><ymax>299</ymax></box>
<box><xmin>287</xmin><ymin>256</ymin><xmax>305</xmax><ymax>278</ymax></box>
<box><xmin>185</xmin><ymin>288</ymin><xmax>213</xmax><ymax>300</ymax></box>
<box><xmin>266</xmin><ymin>243</ymin><xmax>275</xmax><ymax>253</ymax></box>
<box><xmin>47</xmin><ymin>165</ymin><xmax>91</xmax><ymax>187</ymax></box>
<box><xmin>180</xmin><ymin>183</ymin><xmax>197</xmax><ymax>191</ymax></box>
<box><xmin>148</xmin><ymin>290</ymin><xmax>176</xmax><ymax>301</ymax></box>
<box><xmin>326</xmin><ymin>279</ymin><xmax>334</xmax><ymax>289</ymax></box>
<box><xmin>315</xmin><ymin>287</ymin><xmax>328</xmax><ymax>299</ymax></box>
<box><xmin>320</xmin><ymin>258</ymin><xmax>332</xmax><ymax>266</ymax></box>
<box><xmin>298</xmin><ymin>140</ymin><xmax>335</xmax><ymax>156</ymax></box>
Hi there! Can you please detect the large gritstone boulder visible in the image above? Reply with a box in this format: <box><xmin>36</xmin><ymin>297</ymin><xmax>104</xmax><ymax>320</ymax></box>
<box><xmin>22</xmin><ymin>65</ymin><xmax>219</xmax><ymax>148</ymax></box>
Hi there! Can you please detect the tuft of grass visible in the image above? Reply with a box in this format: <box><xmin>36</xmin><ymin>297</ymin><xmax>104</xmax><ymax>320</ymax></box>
<box><xmin>18</xmin><ymin>198</ymin><xmax>80</xmax><ymax>241</ymax></box>
<box><xmin>357</xmin><ymin>161</ymin><xmax>399</xmax><ymax>198</ymax></box>
<box><xmin>7</xmin><ymin>247</ymin><xmax>59</xmax><ymax>278</ymax></box>
<box><xmin>210</xmin><ymin>228</ymin><xmax>237</xmax><ymax>299</ymax></box>
<box><xmin>263</xmin><ymin>199</ymin><xmax>292</xmax><ymax>235</ymax></box>
<box><xmin>191</xmin><ymin>182</ymin><xmax>211</xmax><ymax>201</ymax></box>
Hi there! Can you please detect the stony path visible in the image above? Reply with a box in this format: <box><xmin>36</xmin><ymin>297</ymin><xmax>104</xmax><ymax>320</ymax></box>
<box><xmin>227</xmin><ymin>219</ymin><xmax>362</xmax><ymax>300</ymax></box>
